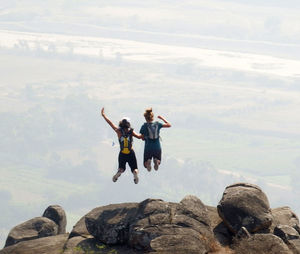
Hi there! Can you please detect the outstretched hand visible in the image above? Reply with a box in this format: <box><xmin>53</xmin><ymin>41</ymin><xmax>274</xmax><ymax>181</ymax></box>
<box><xmin>157</xmin><ymin>115</ymin><xmax>163</xmax><ymax>120</ymax></box>
<box><xmin>101</xmin><ymin>107</ymin><xmax>105</xmax><ymax>117</ymax></box>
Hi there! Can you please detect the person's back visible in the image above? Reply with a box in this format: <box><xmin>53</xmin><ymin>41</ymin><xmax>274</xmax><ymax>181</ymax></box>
<box><xmin>140</xmin><ymin>108</ymin><xmax>171</xmax><ymax>171</ymax></box>
<box><xmin>101</xmin><ymin>108</ymin><xmax>142</xmax><ymax>184</ymax></box>
<box><xmin>119</xmin><ymin>126</ymin><xmax>133</xmax><ymax>154</ymax></box>
<box><xmin>141</xmin><ymin>121</ymin><xmax>163</xmax><ymax>150</ymax></box>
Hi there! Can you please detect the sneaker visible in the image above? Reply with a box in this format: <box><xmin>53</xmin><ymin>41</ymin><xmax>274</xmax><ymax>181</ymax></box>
<box><xmin>112</xmin><ymin>171</ymin><xmax>122</xmax><ymax>182</ymax></box>
<box><xmin>145</xmin><ymin>159</ymin><xmax>151</xmax><ymax>172</ymax></box>
<box><xmin>133</xmin><ymin>170</ymin><xmax>139</xmax><ymax>184</ymax></box>
<box><xmin>154</xmin><ymin>159</ymin><xmax>160</xmax><ymax>171</ymax></box>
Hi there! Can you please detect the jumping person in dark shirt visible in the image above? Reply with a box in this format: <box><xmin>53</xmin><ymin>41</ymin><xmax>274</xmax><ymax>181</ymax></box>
<box><xmin>101</xmin><ymin>107</ymin><xmax>142</xmax><ymax>184</ymax></box>
<box><xmin>140</xmin><ymin>108</ymin><xmax>171</xmax><ymax>171</ymax></box>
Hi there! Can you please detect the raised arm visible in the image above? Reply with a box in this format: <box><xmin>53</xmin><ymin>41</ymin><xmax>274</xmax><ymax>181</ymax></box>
<box><xmin>158</xmin><ymin>115</ymin><xmax>171</xmax><ymax>128</ymax></box>
<box><xmin>101</xmin><ymin>107</ymin><xmax>118</xmax><ymax>132</ymax></box>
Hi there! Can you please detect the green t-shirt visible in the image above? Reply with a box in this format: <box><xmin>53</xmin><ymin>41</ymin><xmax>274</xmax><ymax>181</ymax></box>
<box><xmin>140</xmin><ymin>121</ymin><xmax>163</xmax><ymax>151</ymax></box>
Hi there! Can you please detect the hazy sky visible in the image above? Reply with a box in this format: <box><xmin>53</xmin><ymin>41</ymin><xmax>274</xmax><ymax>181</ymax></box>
<box><xmin>1</xmin><ymin>0</ymin><xmax>300</xmax><ymax>249</ymax></box>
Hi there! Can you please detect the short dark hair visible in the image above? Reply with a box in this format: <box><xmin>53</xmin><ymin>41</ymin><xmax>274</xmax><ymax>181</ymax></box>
<box><xmin>119</xmin><ymin>118</ymin><xmax>130</xmax><ymax>129</ymax></box>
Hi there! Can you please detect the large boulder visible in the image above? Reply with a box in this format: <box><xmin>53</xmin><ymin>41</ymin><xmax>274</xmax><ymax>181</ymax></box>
<box><xmin>136</xmin><ymin>196</ymin><xmax>213</xmax><ymax>253</ymax></box>
<box><xmin>4</xmin><ymin>217</ymin><xmax>58</xmax><ymax>247</ymax></box>
<box><xmin>85</xmin><ymin>202</ymin><xmax>139</xmax><ymax>244</ymax></box>
<box><xmin>43</xmin><ymin>205</ymin><xmax>67</xmax><ymax>234</ymax></box>
<box><xmin>217</xmin><ymin>183</ymin><xmax>273</xmax><ymax>234</ymax></box>
<box><xmin>0</xmin><ymin>234</ymin><xmax>68</xmax><ymax>254</ymax></box>
<box><xmin>69</xmin><ymin>203</ymin><xmax>138</xmax><ymax>239</ymax></box>
<box><xmin>85</xmin><ymin>196</ymin><xmax>214</xmax><ymax>253</ymax></box>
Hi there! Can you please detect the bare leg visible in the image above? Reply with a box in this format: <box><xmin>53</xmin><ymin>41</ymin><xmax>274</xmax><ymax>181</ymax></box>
<box><xmin>144</xmin><ymin>159</ymin><xmax>152</xmax><ymax>172</ymax></box>
<box><xmin>154</xmin><ymin>159</ymin><xmax>160</xmax><ymax>171</ymax></box>
<box><xmin>133</xmin><ymin>169</ymin><xmax>139</xmax><ymax>184</ymax></box>
<box><xmin>112</xmin><ymin>168</ymin><xmax>124</xmax><ymax>182</ymax></box>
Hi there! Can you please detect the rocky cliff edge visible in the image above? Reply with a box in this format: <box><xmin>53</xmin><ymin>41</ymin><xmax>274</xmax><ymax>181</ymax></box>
<box><xmin>1</xmin><ymin>183</ymin><xmax>299</xmax><ymax>254</ymax></box>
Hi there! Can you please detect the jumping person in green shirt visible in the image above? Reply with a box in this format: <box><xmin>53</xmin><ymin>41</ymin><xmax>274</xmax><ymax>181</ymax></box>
<box><xmin>140</xmin><ymin>108</ymin><xmax>171</xmax><ymax>171</ymax></box>
<box><xmin>101</xmin><ymin>107</ymin><xmax>143</xmax><ymax>184</ymax></box>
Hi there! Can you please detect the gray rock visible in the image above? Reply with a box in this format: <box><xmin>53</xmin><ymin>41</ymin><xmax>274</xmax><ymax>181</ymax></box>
<box><xmin>85</xmin><ymin>202</ymin><xmax>139</xmax><ymax>245</ymax></box>
<box><xmin>274</xmin><ymin>225</ymin><xmax>300</xmax><ymax>254</ymax></box>
<box><xmin>272</xmin><ymin>207</ymin><xmax>300</xmax><ymax>233</ymax></box>
<box><xmin>217</xmin><ymin>183</ymin><xmax>273</xmax><ymax>234</ymax></box>
<box><xmin>150</xmin><ymin>233</ymin><xmax>207</xmax><ymax>254</ymax></box>
<box><xmin>179</xmin><ymin>195</ymin><xmax>211</xmax><ymax>228</ymax></box>
<box><xmin>233</xmin><ymin>233</ymin><xmax>292</xmax><ymax>254</ymax></box>
<box><xmin>43</xmin><ymin>205</ymin><xmax>67</xmax><ymax>234</ymax></box>
<box><xmin>288</xmin><ymin>241</ymin><xmax>300</xmax><ymax>254</ymax></box>
<box><xmin>0</xmin><ymin>234</ymin><xmax>68</xmax><ymax>254</ymax></box>
<box><xmin>69</xmin><ymin>203</ymin><xmax>138</xmax><ymax>239</ymax></box>
<box><xmin>275</xmin><ymin>225</ymin><xmax>300</xmax><ymax>242</ymax></box>
<box><xmin>206</xmin><ymin>205</ymin><xmax>233</xmax><ymax>246</ymax></box>
<box><xmin>69</xmin><ymin>215</ymin><xmax>90</xmax><ymax>239</ymax></box>
<box><xmin>63</xmin><ymin>236</ymin><xmax>86</xmax><ymax>254</ymax></box>
<box><xmin>63</xmin><ymin>236</ymin><xmax>94</xmax><ymax>254</ymax></box>
<box><xmin>85</xmin><ymin>196</ymin><xmax>214</xmax><ymax>253</ymax></box>
<box><xmin>3</xmin><ymin>185</ymin><xmax>300</xmax><ymax>254</ymax></box>
<box><xmin>129</xmin><ymin>197</ymin><xmax>213</xmax><ymax>253</ymax></box>
<box><xmin>4</xmin><ymin>217</ymin><xmax>58</xmax><ymax>247</ymax></box>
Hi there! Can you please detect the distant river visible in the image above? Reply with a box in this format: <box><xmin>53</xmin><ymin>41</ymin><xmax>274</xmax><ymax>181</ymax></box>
<box><xmin>1</xmin><ymin>29</ymin><xmax>300</xmax><ymax>78</ymax></box>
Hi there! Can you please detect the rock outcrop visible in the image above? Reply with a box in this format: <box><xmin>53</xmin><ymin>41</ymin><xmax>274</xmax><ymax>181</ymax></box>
<box><xmin>217</xmin><ymin>183</ymin><xmax>273</xmax><ymax>234</ymax></box>
<box><xmin>43</xmin><ymin>205</ymin><xmax>67</xmax><ymax>234</ymax></box>
<box><xmin>4</xmin><ymin>217</ymin><xmax>59</xmax><ymax>247</ymax></box>
<box><xmin>4</xmin><ymin>204</ymin><xmax>67</xmax><ymax>248</ymax></box>
<box><xmin>79</xmin><ymin>196</ymin><xmax>213</xmax><ymax>253</ymax></box>
<box><xmin>272</xmin><ymin>206</ymin><xmax>300</xmax><ymax>232</ymax></box>
<box><xmin>1</xmin><ymin>183</ymin><xmax>300</xmax><ymax>254</ymax></box>
<box><xmin>1</xmin><ymin>234</ymin><xmax>69</xmax><ymax>254</ymax></box>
